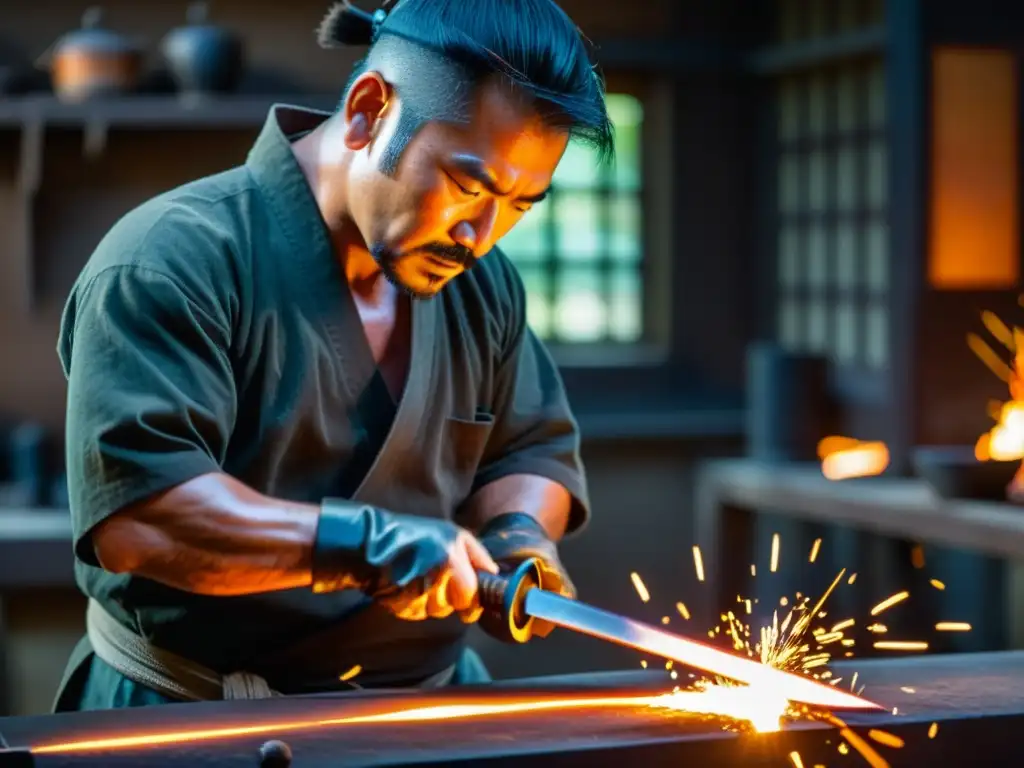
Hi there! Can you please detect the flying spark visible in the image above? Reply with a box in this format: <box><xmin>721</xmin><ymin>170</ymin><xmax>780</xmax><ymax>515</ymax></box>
<box><xmin>339</xmin><ymin>665</ymin><xmax>361</xmax><ymax>682</ymax></box>
<box><xmin>631</xmin><ymin>530</ymin><xmax>956</xmax><ymax>767</ymax></box>
<box><xmin>910</xmin><ymin>546</ymin><xmax>925</xmax><ymax>569</ymax></box>
<box><xmin>935</xmin><ymin>622</ymin><xmax>971</xmax><ymax>632</ymax></box>
<box><xmin>809</xmin><ymin>538</ymin><xmax>822</xmax><ymax>563</ymax></box>
<box><xmin>631</xmin><ymin>572</ymin><xmax>650</xmax><ymax>602</ymax></box>
<box><xmin>873</xmin><ymin>641</ymin><xmax>929</xmax><ymax>651</ymax></box>
<box><xmin>868</xmin><ymin>729</ymin><xmax>905</xmax><ymax>748</ymax></box>
<box><xmin>870</xmin><ymin>591</ymin><xmax>909</xmax><ymax>616</ymax></box>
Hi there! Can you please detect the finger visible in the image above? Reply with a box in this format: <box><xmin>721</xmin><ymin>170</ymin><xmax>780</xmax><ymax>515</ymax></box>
<box><xmin>382</xmin><ymin>582</ymin><xmax>430</xmax><ymax>621</ymax></box>
<box><xmin>425</xmin><ymin>569</ymin><xmax>455</xmax><ymax>619</ymax></box>
<box><xmin>395</xmin><ymin>593</ymin><xmax>429</xmax><ymax>621</ymax></box>
<box><xmin>446</xmin><ymin>536</ymin><xmax>479</xmax><ymax>612</ymax></box>
<box><xmin>459</xmin><ymin>604</ymin><xmax>484</xmax><ymax>624</ymax></box>
<box><xmin>464</xmin><ymin>532</ymin><xmax>499</xmax><ymax>574</ymax></box>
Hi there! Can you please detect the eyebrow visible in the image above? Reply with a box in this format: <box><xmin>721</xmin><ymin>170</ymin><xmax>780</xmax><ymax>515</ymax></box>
<box><xmin>448</xmin><ymin>154</ymin><xmax>549</xmax><ymax>204</ymax></box>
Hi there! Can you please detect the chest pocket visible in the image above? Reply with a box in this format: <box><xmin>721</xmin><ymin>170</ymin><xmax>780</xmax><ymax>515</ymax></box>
<box><xmin>442</xmin><ymin>413</ymin><xmax>495</xmax><ymax>500</ymax></box>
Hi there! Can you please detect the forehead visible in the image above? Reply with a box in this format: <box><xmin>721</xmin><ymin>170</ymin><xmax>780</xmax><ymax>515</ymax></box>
<box><xmin>431</xmin><ymin>78</ymin><xmax>569</xmax><ymax>174</ymax></box>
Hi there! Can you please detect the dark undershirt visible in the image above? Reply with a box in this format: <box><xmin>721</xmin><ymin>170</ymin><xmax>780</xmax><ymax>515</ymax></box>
<box><xmin>335</xmin><ymin>370</ymin><xmax>398</xmax><ymax>498</ymax></box>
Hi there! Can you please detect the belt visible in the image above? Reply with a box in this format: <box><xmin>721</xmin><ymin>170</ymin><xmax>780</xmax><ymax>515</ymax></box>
<box><xmin>85</xmin><ymin>598</ymin><xmax>456</xmax><ymax>702</ymax></box>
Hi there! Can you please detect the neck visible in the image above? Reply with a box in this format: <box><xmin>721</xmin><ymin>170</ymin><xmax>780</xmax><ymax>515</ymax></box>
<box><xmin>290</xmin><ymin>118</ymin><xmax>386</xmax><ymax>299</ymax></box>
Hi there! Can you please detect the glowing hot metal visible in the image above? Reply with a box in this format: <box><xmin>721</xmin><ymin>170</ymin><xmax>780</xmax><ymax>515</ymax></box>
<box><xmin>521</xmin><ymin>588</ymin><xmax>883</xmax><ymax>711</ymax></box>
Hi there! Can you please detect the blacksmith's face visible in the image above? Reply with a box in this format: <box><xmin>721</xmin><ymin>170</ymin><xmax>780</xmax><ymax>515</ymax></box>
<box><xmin>346</xmin><ymin>75</ymin><xmax>569</xmax><ymax>298</ymax></box>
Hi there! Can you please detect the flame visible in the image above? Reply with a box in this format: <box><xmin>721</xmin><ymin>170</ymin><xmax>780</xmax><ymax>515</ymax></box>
<box><xmin>31</xmin><ymin>687</ymin><xmax>790</xmax><ymax>755</ymax></box>
<box><xmin>818</xmin><ymin>438</ymin><xmax>890</xmax><ymax>480</ymax></box>
<box><xmin>977</xmin><ymin>401</ymin><xmax>1024</xmax><ymax>461</ymax></box>
<box><xmin>971</xmin><ymin>311</ymin><xmax>1024</xmax><ymax>494</ymax></box>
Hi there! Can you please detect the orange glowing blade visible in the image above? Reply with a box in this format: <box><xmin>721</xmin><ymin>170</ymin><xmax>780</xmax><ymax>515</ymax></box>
<box><xmin>523</xmin><ymin>591</ymin><xmax>883</xmax><ymax>711</ymax></box>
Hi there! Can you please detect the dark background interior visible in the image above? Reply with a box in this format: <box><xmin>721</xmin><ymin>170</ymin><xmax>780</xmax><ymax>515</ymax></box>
<box><xmin>0</xmin><ymin>0</ymin><xmax>1021</xmax><ymax>717</ymax></box>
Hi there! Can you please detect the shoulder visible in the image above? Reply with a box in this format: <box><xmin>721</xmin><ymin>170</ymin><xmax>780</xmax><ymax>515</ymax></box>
<box><xmin>72</xmin><ymin>168</ymin><xmax>257</xmax><ymax>312</ymax></box>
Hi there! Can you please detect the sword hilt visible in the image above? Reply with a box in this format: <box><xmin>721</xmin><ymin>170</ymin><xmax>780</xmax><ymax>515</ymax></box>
<box><xmin>477</xmin><ymin>558</ymin><xmax>543</xmax><ymax>644</ymax></box>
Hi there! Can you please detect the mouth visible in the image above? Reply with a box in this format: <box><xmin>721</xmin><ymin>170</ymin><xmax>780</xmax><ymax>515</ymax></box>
<box><xmin>423</xmin><ymin>255</ymin><xmax>464</xmax><ymax>274</ymax></box>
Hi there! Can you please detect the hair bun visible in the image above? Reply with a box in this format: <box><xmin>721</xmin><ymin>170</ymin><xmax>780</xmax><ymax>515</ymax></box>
<box><xmin>317</xmin><ymin>2</ymin><xmax>384</xmax><ymax>48</ymax></box>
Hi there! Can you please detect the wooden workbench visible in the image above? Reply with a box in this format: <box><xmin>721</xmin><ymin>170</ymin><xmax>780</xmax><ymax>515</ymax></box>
<box><xmin>692</xmin><ymin>459</ymin><xmax>1024</xmax><ymax>648</ymax></box>
<box><xmin>0</xmin><ymin>510</ymin><xmax>72</xmax><ymax>717</ymax></box>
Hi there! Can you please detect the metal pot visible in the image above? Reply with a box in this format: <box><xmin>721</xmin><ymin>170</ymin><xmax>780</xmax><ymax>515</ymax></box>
<box><xmin>161</xmin><ymin>2</ymin><xmax>244</xmax><ymax>98</ymax></box>
<box><xmin>46</xmin><ymin>7</ymin><xmax>143</xmax><ymax>101</ymax></box>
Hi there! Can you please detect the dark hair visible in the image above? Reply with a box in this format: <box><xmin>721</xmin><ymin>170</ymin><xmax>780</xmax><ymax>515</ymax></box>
<box><xmin>318</xmin><ymin>0</ymin><xmax>615</xmax><ymax>164</ymax></box>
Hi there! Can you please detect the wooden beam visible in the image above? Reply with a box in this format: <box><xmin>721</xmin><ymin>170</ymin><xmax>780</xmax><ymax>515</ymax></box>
<box><xmin>746</xmin><ymin>24</ymin><xmax>888</xmax><ymax>76</ymax></box>
<box><xmin>886</xmin><ymin>0</ymin><xmax>926</xmax><ymax>475</ymax></box>
<box><xmin>594</xmin><ymin>39</ymin><xmax>744</xmax><ymax>75</ymax></box>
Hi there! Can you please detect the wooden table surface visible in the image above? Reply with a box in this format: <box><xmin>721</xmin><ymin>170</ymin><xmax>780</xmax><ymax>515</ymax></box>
<box><xmin>0</xmin><ymin>509</ymin><xmax>73</xmax><ymax>589</ymax></box>
<box><xmin>694</xmin><ymin>459</ymin><xmax>1024</xmax><ymax>560</ymax></box>
<box><xmin>692</xmin><ymin>458</ymin><xmax>1024</xmax><ymax>647</ymax></box>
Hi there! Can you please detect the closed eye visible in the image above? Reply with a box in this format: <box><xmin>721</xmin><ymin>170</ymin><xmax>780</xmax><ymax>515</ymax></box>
<box><xmin>444</xmin><ymin>172</ymin><xmax>479</xmax><ymax>198</ymax></box>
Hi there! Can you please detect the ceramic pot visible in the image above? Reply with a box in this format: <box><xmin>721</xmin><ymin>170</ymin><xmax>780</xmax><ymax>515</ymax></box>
<box><xmin>48</xmin><ymin>7</ymin><xmax>143</xmax><ymax>101</ymax></box>
<box><xmin>161</xmin><ymin>2</ymin><xmax>244</xmax><ymax>98</ymax></box>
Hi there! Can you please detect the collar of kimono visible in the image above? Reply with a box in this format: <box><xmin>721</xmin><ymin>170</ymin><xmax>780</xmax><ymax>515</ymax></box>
<box><xmin>245</xmin><ymin>104</ymin><xmax>343</xmax><ymax>303</ymax></box>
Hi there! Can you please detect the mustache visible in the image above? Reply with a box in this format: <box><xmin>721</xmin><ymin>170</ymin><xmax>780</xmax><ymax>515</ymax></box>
<box><xmin>417</xmin><ymin>243</ymin><xmax>476</xmax><ymax>270</ymax></box>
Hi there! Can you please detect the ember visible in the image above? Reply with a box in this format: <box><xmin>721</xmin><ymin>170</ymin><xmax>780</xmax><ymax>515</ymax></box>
<box><xmin>818</xmin><ymin>437</ymin><xmax>890</xmax><ymax>480</ymax></box>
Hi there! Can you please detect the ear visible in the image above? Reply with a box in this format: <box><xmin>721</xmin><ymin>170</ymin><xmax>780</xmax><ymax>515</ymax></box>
<box><xmin>343</xmin><ymin>71</ymin><xmax>392</xmax><ymax>151</ymax></box>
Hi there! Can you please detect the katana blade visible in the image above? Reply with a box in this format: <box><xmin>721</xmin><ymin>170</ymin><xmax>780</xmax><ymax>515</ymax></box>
<box><xmin>524</xmin><ymin>589</ymin><xmax>883</xmax><ymax>711</ymax></box>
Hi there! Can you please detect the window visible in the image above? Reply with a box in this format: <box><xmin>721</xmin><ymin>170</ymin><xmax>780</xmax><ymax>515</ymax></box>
<box><xmin>770</xmin><ymin>0</ymin><xmax>890</xmax><ymax>371</ymax></box>
<box><xmin>498</xmin><ymin>94</ymin><xmax>644</xmax><ymax>344</ymax></box>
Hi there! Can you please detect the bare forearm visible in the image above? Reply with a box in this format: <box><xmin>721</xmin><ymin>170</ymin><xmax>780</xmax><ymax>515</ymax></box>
<box><xmin>92</xmin><ymin>472</ymin><xmax>319</xmax><ymax>596</ymax></box>
<box><xmin>461</xmin><ymin>474</ymin><xmax>571</xmax><ymax>540</ymax></box>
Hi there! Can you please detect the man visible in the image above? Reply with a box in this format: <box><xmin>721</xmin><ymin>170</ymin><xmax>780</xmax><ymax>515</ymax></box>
<box><xmin>52</xmin><ymin>0</ymin><xmax>614</xmax><ymax>711</ymax></box>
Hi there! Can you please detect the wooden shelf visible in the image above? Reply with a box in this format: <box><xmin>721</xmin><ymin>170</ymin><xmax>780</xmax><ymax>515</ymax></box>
<box><xmin>0</xmin><ymin>94</ymin><xmax>339</xmax><ymax>131</ymax></box>
<box><xmin>0</xmin><ymin>94</ymin><xmax>342</xmax><ymax>314</ymax></box>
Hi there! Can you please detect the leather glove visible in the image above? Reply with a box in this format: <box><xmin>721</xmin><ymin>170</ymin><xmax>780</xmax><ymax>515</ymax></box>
<box><xmin>477</xmin><ymin>512</ymin><xmax>575</xmax><ymax>638</ymax></box>
<box><xmin>311</xmin><ymin>498</ymin><xmax>498</xmax><ymax>622</ymax></box>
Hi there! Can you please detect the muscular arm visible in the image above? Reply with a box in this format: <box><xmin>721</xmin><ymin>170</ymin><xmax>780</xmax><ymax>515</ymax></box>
<box><xmin>92</xmin><ymin>473</ymin><xmax>320</xmax><ymax>596</ymax></box>
<box><xmin>459</xmin><ymin>474</ymin><xmax>571</xmax><ymax>541</ymax></box>
<box><xmin>61</xmin><ymin>257</ymin><xmax>329</xmax><ymax>597</ymax></box>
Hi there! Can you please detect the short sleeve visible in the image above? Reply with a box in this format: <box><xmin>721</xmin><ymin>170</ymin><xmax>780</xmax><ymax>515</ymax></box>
<box><xmin>471</xmin><ymin>270</ymin><xmax>591</xmax><ymax>535</ymax></box>
<box><xmin>60</xmin><ymin>265</ymin><xmax>237</xmax><ymax>565</ymax></box>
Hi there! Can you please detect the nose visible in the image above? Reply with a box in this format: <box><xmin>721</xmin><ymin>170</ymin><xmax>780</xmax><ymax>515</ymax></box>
<box><xmin>450</xmin><ymin>199</ymin><xmax>498</xmax><ymax>257</ymax></box>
